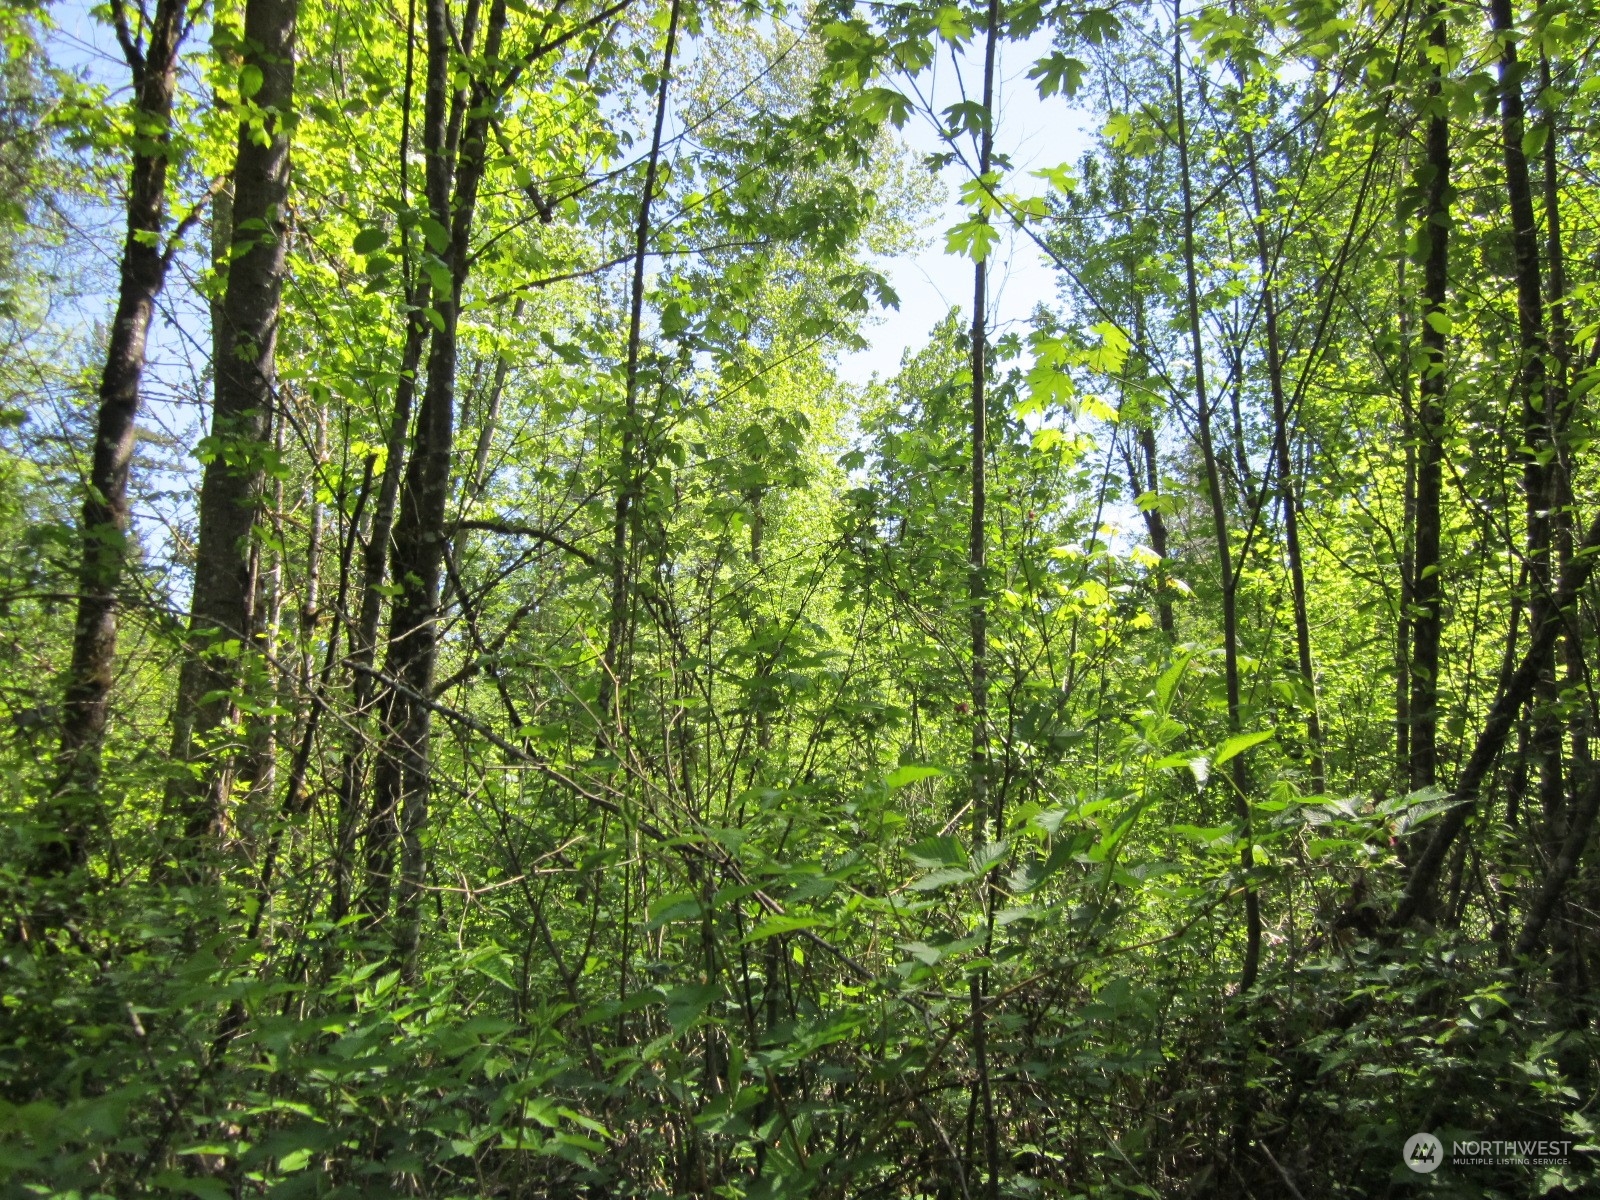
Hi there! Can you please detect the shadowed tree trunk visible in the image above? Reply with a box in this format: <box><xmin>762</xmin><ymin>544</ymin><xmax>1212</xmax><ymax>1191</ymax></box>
<box><xmin>1408</xmin><ymin>0</ymin><xmax>1450</xmax><ymax>799</ymax></box>
<box><xmin>166</xmin><ymin>0</ymin><xmax>299</xmax><ymax>856</ymax></box>
<box><xmin>364</xmin><ymin>0</ymin><xmax>509</xmax><ymax>970</ymax></box>
<box><xmin>1396</xmin><ymin>189</ymin><xmax>1415</xmax><ymax>779</ymax></box>
<box><xmin>1240</xmin><ymin>93</ymin><xmax>1325</xmax><ymax>795</ymax></box>
<box><xmin>1174</xmin><ymin>0</ymin><xmax>1259</xmax><ymax>993</ymax></box>
<box><xmin>1489</xmin><ymin>0</ymin><xmax>1560</xmax><ymax>840</ymax></box>
<box><xmin>47</xmin><ymin>0</ymin><xmax>191</xmax><ymax>874</ymax></box>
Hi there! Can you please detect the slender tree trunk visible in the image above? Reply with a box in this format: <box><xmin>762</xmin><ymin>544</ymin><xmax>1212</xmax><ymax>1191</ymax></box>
<box><xmin>365</xmin><ymin>0</ymin><xmax>508</xmax><ymax>972</ymax></box>
<box><xmin>1489</xmin><ymin>0</ymin><xmax>1559</xmax><ymax>839</ymax></box>
<box><xmin>1396</xmin><ymin>505</ymin><xmax>1600</xmax><ymax>925</ymax></box>
<box><xmin>1241</xmin><ymin>110</ymin><xmax>1325</xmax><ymax>795</ymax></box>
<box><xmin>1409</xmin><ymin>0</ymin><xmax>1450</xmax><ymax>798</ymax></box>
<box><xmin>966</xmin><ymin>4</ymin><xmax>1001</xmax><ymax>1196</ymax></box>
<box><xmin>1540</xmin><ymin>52</ymin><xmax>1585</xmax><ymax>794</ymax></box>
<box><xmin>1174</xmin><ymin>0</ymin><xmax>1259</xmax><ymax>992</ymax></box>
<box><xmin>1130</xmin><ymin>413</ymin><xmax>1175</xmax><ymax>638</ymax></box>
<box><xmin>468</xmin><ymin>298</ymin><xmax>522</xmax><ymax>499</ymax></box>
<box><xmin>243</xmin><ymin>412</ymin><xmax>287</xmax><ymax>809</ymax></box>
<box><xmin>1515</xmin><ymin>767</ymin><xmax>1600</xmax><ymax>960</ymax></box>
<box><xmin>333</xmin><ymin>302</ymin><xmax>426</xmax><ymax>922</ymax></box>
<box><xmin>47</xmin><ymin>0</ymin><xmax>189</xmax><ymax>873</ymax></box>
<box><xmin>295</xmin><ymin>405</ymin><xmax>326</xmax><ymax>740</ymax></box>
<box><xmin>324</xmin><ymin>0</ymin><xmax>424</xmax><ymax>923</ymax></box>
<box><xmin>166</xmin><ymin>0</ymin><xmax>299</xmax><ymax>855</ymax></box>
<box><xmin>1396</xmin><ymin>191</ymin><xmax>1414</xmax><ymax>778</ymax></box>
<box><xmin>598</xmin><ymin>0</ymin><xmax>682</xmax><ymax>741</ymax></box>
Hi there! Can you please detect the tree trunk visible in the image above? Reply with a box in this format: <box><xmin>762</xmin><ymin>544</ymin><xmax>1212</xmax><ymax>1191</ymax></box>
<box><xmin>48</xmin><ymin>0</ymin><xmax>189</xmax><ymax>873</ymax></box>
<box><xmin>598</xmin><ymin>0</ymin><xmax>682</xmax><ymax>742</ymax></box>
<box><xmin>1515</xmin><ymin>766</ymin><xmax>1600</xmax><ymax>961</ymax></box>
<box><xmin>1408</xmin><ymin>0</ymin><xmax>1450</xmax><ymax>797</ymax></box>
<box><xmin>1241</xmin><ymin>109</ymin><xmax>1325</xmax><ymax>795</ymax></box>
<box><xmin>1489</xmin><ymin>0</ymin><xmax>1559</xmax><ymax>839</ymax></box>
<box><xmin>322</xmin><ymin>0</ymin><xmax>424</xmax><ymax>923</ymax></box>
<box><xmin>1174</xmin><ymin>0</ymin><xmax>1259</xmax><ymax>993</ymax></box>
<box><xmin>1122</xmin><ymin>419</ymin><xmax>1175</xmax><ymax>638</ymax></box>
<box><xmin>1541</xmin><ymin>52</ymin><xmax>1586</xmax><ymax>796</ymax></box>
<box><xmin>365</xmin><ymin>0</ymin><xmax>508</xmax><ymax>972</ymax></box>
<box><xmin>966</xmin><ymin>3</ymin><xmax>1000</xmax><ymax>1195</ymax></box>
<box><xmin>1395</xmin><ymin>504</ymin><xmax>1600</xmax><ymax>925</ymax></box>
<box><xmin>1396</xmin><ymin>191</ymin><xmax>1414</xmax><ymax>779</ymax></box>
<box><xmin>167</xmin><ymin>0</ymin><xmax>299</xmax><ymax>852</ymax></box>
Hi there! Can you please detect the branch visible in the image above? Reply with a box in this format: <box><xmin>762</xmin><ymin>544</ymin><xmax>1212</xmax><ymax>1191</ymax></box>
<box><xmin>110</xmin><ymin>0</ymin><xmax>145</xmax><ymax>73</ymax></box>
<box><xmin>160</xmin><ymin>175</ymin><xmax>230</xmax><ymax>270</ymax></box>
<box><xmin>453</xmin><ymin>519</ymin><xmax>599</xmax><ymax>568</ymax></box>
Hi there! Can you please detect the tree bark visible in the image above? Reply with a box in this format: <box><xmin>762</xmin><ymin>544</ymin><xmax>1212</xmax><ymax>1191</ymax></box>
<box><xmin>167</xmin><ymin>0</ymin><xmax>299</xmax><ymax>851</ymax></box>
<box><xmin>1396</xmin><ymin>190</ymin><xmax>1414</xmax><ymax>778</ymax></box>
<box><xmin>364</xmin><ymin>0</ymin><xmax>508</xmax><ymax>972</ymax></box>
<box><xmin>598</xmin><ymin>0</ymin><xmax>682</xmax><ymax>742</ymax></box>
<box><xmin>1489</xmin><ymin>0</ymin><xmax>1560</xmax><ymax>839</ymax></box>
<box><xmin>1174</xmin><ymin>0</ymin><xmax>1259</xmax><ymax>992</ymax></box>
<box><xmin>967</xmin><ymin>2</ymin><xmax>1000</xmax><ymax>1195</ymax></box>
<box><xmin>1122</xmin><ymin>417</ymin><xmax>1174</xmax><ymax>638</ymax></box>
<box><xmin>320</xmin><ymin>0</ymin><xmax>425</xmax><ymax>924</ymax></box>
<box><xmin>1540</xmin><ymin>51</ymin><xmax>1586</xmax><ymax>796</ymax></box>
<box><xmin>1515</xmin><ymin>765</ymin><xmax>1600</xmax><ymax>961</ymax></box>
<box><xmin>48</xmin><ymin>0</ymin><xmax>190</xmax><ymax>873</ymax></box>
<box><xmin>1408</xmin><ymin>0</ymin><xmax>1450</xmax><ymax>797</ymax></box>
<box><xmin>1240</xmin><ymin>102</ymin><xmax>1325</xmax><ymax>795</ymax></box>
<box><xmin>1395</xmin><ymin>505</ymin><xmax>1600</xmax><ymax>926</ymax></box>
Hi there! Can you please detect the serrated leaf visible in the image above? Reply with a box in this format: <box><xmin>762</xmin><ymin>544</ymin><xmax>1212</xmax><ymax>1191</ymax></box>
<box><xmin>946</xmin><ymin>218</ymin><xmax>998</xmax><ymax>262</ymax></box>
<box><xmin>887</xmin><ymin>764</ymin><xmax>945</xmax><ymax>790</ymax></box>
<box><xmin>663</xmin><ymin>984</ymin><xmax>721</xmax><ymax>1033</ymax></box>
<box><xmin>908</xmin><ymin>835</ymin><xmax>965</xmax><ymax>868</ymax></box>
<box><xmin>909</xmin><ymin>866</ymin><xmax>976</xmax><ymax>891</ymax></box>
<box><xmin>1028</xmin><ymin>51</ymin><xmax>1086</xmax><ymax>99</ymax></box>
<box><xmin>741</xmin><ymin>915</ymin><xmax>821</xmax><ymax>943</ymax></box>
<box><xmin>1214</xmin><ymin>730</ymin><xmax>1274</xmax><ymax>766</ymax></box>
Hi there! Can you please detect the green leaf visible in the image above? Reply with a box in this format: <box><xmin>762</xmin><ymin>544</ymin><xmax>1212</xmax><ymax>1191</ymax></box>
<box><xmin>1104</xmin><ymin>112</ymin><xmax>1133</xmax><ymax>147</ymax></box>
<box><xmin>351</xmin><ymin>226</ymin><xmax>387</xmax><ymax>255</ymax></box>
<box><xmin>909</xmin><ymin>866</ymin><xmax>976</xmax><ymax>891</ymax></box>
<box><xmin>742</xmin><ymin>915</ymin><xmax>821</xmax><ymax>943</ymax></box>
<box><xmin>934</xmin><ymin>5</ymin><xmax>971</xmax><ymax>43</ymax></box>
<box><xmin>279</xmin><ymin>1147</ymin><xmax>313</xmax><ymax>1172</ymax></box>
<box><xmin>646</xmin><ymin>891</ymin><xmax>703</xmax><ymax>928</ymax></box>
<box><xmin>1028</xmin><ymin>51</ymin><xmax>1086</xmax><ymax>99</ymax></box>
<box><xmin>663</xmin><ymin>984</ymin><xmax>720</xmax><ymax>1033</ymax></box>
<box><xmin>420</xmin><ymin>215</ymin><xmax>451</xmax><ymax>253</ymax></box>
<box><xmin>1154</xmin><ymin>655</ymin><xmax>1190</xmax><ymax>715</ymax></box>
<box><xmin>887</xmin><ymin>764</ymin><xmax>944</xmax><ymax>790</ymax></box>
<box><xmin>945</xmin><ymin>218</ymin><xmax>998</xmax><ymax>262</ymax></box>
<box><xmin>853</xmin><ymin>87</ymin><xmax>911</xmax><ymax>128</ymax></box>
<box><xmin>153</xmin><ymin>1172</ymin><xmax>232</xmax><ymax>1200</ymax></box>
<box><xmin>1214</xmin><ymin>730</ymin><xmax>1274</xmax><ymax>766</ymax></box>
<box><xmin>908</xmin><ymin>836</ymin><xmax>965</xmax><ymax>868</ymax></box>
<box><xmin>969</xmin><ymin>838</ymin><xmax>1008</xmax><ymax>874</ymax></box>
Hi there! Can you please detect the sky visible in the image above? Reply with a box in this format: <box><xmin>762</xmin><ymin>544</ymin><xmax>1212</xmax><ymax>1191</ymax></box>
<box><xmin>835</xmin><ymin>26</ymin><xmax>1095</xmax><ymax>386</ymax></box>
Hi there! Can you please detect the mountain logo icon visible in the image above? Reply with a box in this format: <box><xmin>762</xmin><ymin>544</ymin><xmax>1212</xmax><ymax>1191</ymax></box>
<box><xmin>1404</xmin><ymin>1132</ymin><xmax>1443</xmax><ymax>1174</ymax></box>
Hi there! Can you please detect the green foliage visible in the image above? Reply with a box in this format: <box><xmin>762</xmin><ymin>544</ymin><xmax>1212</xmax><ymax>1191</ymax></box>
<box><xmin>3</xmin><ymin>0</ymin><xmax>1600</xmax><ymax>1196</ymax></box>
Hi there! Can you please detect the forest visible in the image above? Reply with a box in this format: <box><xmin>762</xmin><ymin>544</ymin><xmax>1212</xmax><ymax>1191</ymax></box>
<box><xmin>1</xmin><ymin>0</ymin><xmax>1598</xmax><ymax>1193</ymax></box>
